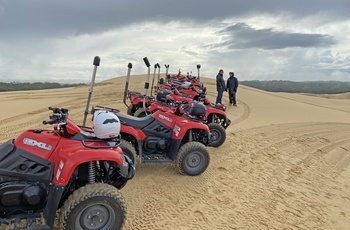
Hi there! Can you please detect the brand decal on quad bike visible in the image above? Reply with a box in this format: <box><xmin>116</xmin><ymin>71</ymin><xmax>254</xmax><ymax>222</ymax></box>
<box><xmin>158</xmin><ymin>114</ymin><xmax>173</xmax><ymax>123</ymax></box>
<box><xmin>23</xmin><ymin>138</ymin><xmax>52</xmax><ymax>151</ymax></box>
<box><xmin>103</xmin><ymin>118</ymin><xmax>119</xmax><ymax>124</ymax></box>
<box><xmin>56</xmin><ymin>160</ymin><xmax>65</xmax><ymax>181</ymax></box>
<box><xmin>173</xmin><ymin>125</ymin><xmax>181</xmax><ymax>137</ymax></box>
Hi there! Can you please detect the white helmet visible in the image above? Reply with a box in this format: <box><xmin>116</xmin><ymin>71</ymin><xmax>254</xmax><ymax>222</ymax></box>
<box><xmin>93</xmin><ymin>110</ymin><xmax>121</xmax><ymax>139</ymax></box>
<box><xmin>181</xmin><ymin>81</ymin><xmax>191</xmax><ymax>89</ymax></box>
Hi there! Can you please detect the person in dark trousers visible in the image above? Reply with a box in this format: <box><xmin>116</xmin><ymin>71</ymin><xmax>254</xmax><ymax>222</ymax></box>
<box><xmin>226</xmin><ymin>72</ymin><xmax>239</xmax><ymax>105</ymax></box>
<box><xmin>216</xmin><ymin>69</ymin><xmax>225</xmax><ymax>104</ymax></box>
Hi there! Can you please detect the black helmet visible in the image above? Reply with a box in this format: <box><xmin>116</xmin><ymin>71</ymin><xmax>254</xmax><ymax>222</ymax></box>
<box><xmin>156</xmin><ymin>89</ymin><xmax>172</xmax><ymax>102</ymax></box>
<box><xmin>159</xmin><ymin>78</ymin><xmax>164</xmax><ymax>84</ymax></box>
<box><xmin>189</xmin><ymin>101</ymin><xmax>207</xmax><ymax>118</ymax></box>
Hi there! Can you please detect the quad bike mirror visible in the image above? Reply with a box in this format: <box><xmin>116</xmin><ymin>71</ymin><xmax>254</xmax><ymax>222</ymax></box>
<box><xmin>123</xmin><ymin>62</ymin><xmax>133</xmax><ymax>108</ymax></box>
<box><xmin>83</xmin><ymin>56</ymin><xmax>100</xmax><ymax>126</ymax></box>
<box><xmin>143</xmin><ymin>57</ymin><xmax>151</xmax><ymax>95</ymax></box>
<box><xmin>156</xmin><ymin>63</ymin><xmax>161</xmax><ymax>88</ymax></box>
<box><xmin>197</xmin><ymin>64</ymin><xmax>201</xmax><ymax>81</ymax></box>
<box><xmin>150</xmin><ymin>63</ymin><xmax>158</xmax><ymax>96</ymax></box>
<box><xmin>165</xmin><ymin>64</ymin><xmax>170</xmax><ymax>76</ymax></box>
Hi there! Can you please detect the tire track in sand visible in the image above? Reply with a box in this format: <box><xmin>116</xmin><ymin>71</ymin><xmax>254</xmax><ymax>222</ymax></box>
<box><xmin>212</xmin><ymin>122</ymin><xmax>349</xmax><ymax>229</ymax></box>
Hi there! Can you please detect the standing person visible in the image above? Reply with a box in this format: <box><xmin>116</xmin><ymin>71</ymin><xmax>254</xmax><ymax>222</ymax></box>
<box><xmin>226</xmin><ymin>72</ymin><xmax>239</xmax><ymax>105</ymax></box>
<box><xmin>216</xmin><ymin>69</ymin><xmax>225</xmax><ymax>104</ymax></box>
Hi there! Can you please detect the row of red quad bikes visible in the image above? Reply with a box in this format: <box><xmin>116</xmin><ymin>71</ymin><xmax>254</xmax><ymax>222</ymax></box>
<box><xmin>0</xmin><ymin>56</ymin><xmax>231</xmax><ymax>230</ymax></box>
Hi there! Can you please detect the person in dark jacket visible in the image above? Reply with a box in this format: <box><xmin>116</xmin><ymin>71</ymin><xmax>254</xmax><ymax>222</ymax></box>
<box><xmin>226</xmin><ymin>72</ymin><xmax>239</xmax><ymax>105</ymax></box>
<box><xmin>216</xmin><ymin>69</ymin><xmax>225</xmax><ymax>104</ymax></box>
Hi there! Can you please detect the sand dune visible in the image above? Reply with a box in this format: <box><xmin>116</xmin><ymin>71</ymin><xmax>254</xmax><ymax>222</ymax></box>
<box><xmin>1</xmin><ymin>75</ymin><xmax>350</xmax><ymax>230</ymax></box>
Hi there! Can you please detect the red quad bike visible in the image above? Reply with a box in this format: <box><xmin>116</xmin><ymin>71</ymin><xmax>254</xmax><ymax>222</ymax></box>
<box><xmin>135</xmin><ymin>89</ymin><xmax>230</xmax><ymax>147</ymax></box>
<box><xmin>161</xmin><ymin>67</ymin><xmax>205</xmax><ymax>97</ymax></box>
<box><xmin>0</xmin><ymin>106</ymin><xmax>135</xmax><ymax>230</ymax></box>
<box><xmin>84</xmin><ymin>57</ymin><xmax>210</xmax><ymax>176</ymax></box>
<box><xmin>133</xmin><ymin>69</ymin><xmax>230</xmax><ymax>147</ymax></box>
<box><xmin>166</xmin><ymin>64</ymin><xmax>203</xmax><ymax>88</ymax></box>
<box><xmin>123</xmin><ymin>58</ymin><xmax>157</xmax><ymax>116</ymax></box>
<box><xmin>92</xmin><ymin>103</ymin><xmax>211</xmax><ymax>176</ymax></box>
<box><xmin>157</xmin><ymin>82</ymin><xmax>205</xmax><ymax>101</ymax></box>
<box><xmin>125</xmin><ymin>62</ymin><xmax>205</xmax><ymax>118</ymax></box>
<box><xmin>124</xmin><ymin>59</ymin><xmax>202</xmax><ymax>115</ymax></box>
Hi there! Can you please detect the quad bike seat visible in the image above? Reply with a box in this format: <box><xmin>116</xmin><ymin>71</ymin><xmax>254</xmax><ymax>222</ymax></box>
<box><xmin>117</xmin><ymin>112</ymin><xmax>155</xmax><ymax>129</ymax></box>
<box><xmin>71</xmin><ymin>130</ymin><xmax>98</xmax><ymax>141</ymax></box>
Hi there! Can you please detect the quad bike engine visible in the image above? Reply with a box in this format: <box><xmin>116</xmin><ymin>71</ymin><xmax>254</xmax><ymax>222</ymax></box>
<box><xmin>0</xmin><ymin>182</ymin><xmax>47</xmax><ymax>215</ymax></box>
<box><xmin>143</xmin><ymin>137</ymin><xmax>168</xmax><ymax>153</ymax></box>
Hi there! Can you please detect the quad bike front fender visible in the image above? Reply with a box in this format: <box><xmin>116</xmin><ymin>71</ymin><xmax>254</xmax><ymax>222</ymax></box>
<box><xmin>172</xmin><ymin>120</ymin><xmax>209</xmax><ymax>139</ymax></box>
<box><xmin>206</xmin><ymin>108</ymin><xmax>227</xmax><ymax>118</ymax></box>
<box><xmin>207</xmin><ymin>112</ymin><xmax>231</xmax><ymax>129</ymax></box>
<box><xmin>51</xmin><ymin>147</ymin><xmax>125</xmax><ymax>186</ymax></box>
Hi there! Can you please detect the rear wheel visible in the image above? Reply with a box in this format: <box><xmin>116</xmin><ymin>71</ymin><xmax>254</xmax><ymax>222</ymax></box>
<box><xmin>176</xmin><ymin>142</ymin><xmax>210</xmax><ymax>176</ymax></box>
<box><xmin>133</xmin><ymin>108</ymin><xmax>149</xmax><ymax>117</ymax></box>
<box><xmin>60</xmin><ymin>183</ymin><xmax>126</xmax><ymax>230</ymax></box>
<box><xmin>208</xmin><ymin>123</ymin><xmax>226</xmax><ymax>147</ymax></box>
<box><xmin>119</xmin><ymin>139</ymin><xmax>138</xmax><ymax>165</ymax></box>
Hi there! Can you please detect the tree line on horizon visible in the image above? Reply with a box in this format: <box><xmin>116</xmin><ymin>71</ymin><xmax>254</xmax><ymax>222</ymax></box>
<box><xmin>0</xmin><ymin>82</ymin><xmax>85</xmax><ymax>92</ymax></box>
<box><xmin>1</xmin><ymin>80</ymin><xmax>350</xmax><ymax>94</ymax></box>
<box><xmin>240</xmin><ymin>80</ymin><xmax>350</xmax><ymax>94</ymax></box>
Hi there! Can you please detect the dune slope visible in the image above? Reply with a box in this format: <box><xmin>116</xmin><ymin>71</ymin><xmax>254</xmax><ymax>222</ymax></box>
<box><xmin>0</xmin><ymin>76</ymin><xmax>350</xmax><ymax>230</ymax></box>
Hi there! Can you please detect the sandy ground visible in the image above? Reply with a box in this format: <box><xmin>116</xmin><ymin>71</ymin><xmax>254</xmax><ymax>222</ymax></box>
<box><xmin>1</xmin><ymin>75</ymin><xmax>350</xmax><ymax>230</ymax></box>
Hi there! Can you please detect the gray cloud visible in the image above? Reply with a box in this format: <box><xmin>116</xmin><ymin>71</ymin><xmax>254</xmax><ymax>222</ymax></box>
<box><xmin>0</xmin><ymin>0</ymin><xmax>350</xmax><ymax>83</ymax></box>
<box><xmin>1</xmin><ymin>0</ymin><xmax>349</xmax><ymax>41</ymax></box>
<box><xmin>218</xmin><ymin>23</ymin><xmax>334</xmax><ymax>50</ymax></box>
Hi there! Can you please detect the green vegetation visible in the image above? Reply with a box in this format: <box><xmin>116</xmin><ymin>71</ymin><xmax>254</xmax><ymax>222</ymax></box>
<box><xmin>240</xmin><ymin>80</ymin><xmax>350</xmax><ymax>94</ymax></box>
<box><xmin>2</xmin><ymin>80</ymin><xmax>350</xmax><ymax>95</ymax></box>
<box><xmin>0</xmin><ymin>82</ymin><xmax>85</xmax><ymax>92</ymax></box>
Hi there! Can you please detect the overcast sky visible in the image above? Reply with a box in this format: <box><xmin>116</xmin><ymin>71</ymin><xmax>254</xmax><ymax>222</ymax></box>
<box><xmin>1</xmin><ymin>0</ymin><xmax>350</xmax><ymax>83</ymax></box>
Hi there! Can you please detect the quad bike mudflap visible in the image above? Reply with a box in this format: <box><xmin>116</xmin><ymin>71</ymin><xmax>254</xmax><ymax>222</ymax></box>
<box><xmin>0</xmin><ymin>107</ymin><xmax>135</xmax><ymax>230</ymax></box>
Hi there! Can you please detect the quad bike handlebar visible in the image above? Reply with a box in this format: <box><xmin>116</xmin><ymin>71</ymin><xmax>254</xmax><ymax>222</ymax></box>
<box><xmin>43</xmin><ymin>107</ymin><xmax>69</xmax><ymax>125</ymax></box>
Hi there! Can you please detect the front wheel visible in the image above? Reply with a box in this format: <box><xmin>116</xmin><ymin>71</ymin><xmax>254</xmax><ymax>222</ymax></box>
<box><xmin>176</xmin><ymin>142</ymin><xmax>210</xmax><ymax>176</ymax></box>
<box><xmin>208</xmin><ymin>123</ymin><xmax>226</xmax><ymax>147</ymax></box>
<box><xmin>59</xmin><ymin>183</ymin><xmax>126</xmax><ymax>230</ymax></box>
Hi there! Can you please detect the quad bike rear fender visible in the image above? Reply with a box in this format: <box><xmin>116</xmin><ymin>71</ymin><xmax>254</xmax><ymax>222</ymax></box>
<box><xmin>120</xmin><ymin>125</ymin><xmax>147</xmax><ymax>140</ymax></box>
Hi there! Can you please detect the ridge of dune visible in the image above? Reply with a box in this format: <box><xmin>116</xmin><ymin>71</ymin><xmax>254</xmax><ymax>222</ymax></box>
<box><xmin>1</xmin><ymin>75</ymin><xmax>350</xmax><ymax>230</ymax></box>
<box><xmin>304</xmin><ymin>92</ymin><xmax>350</xmax><ymax>99</ymax></box>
